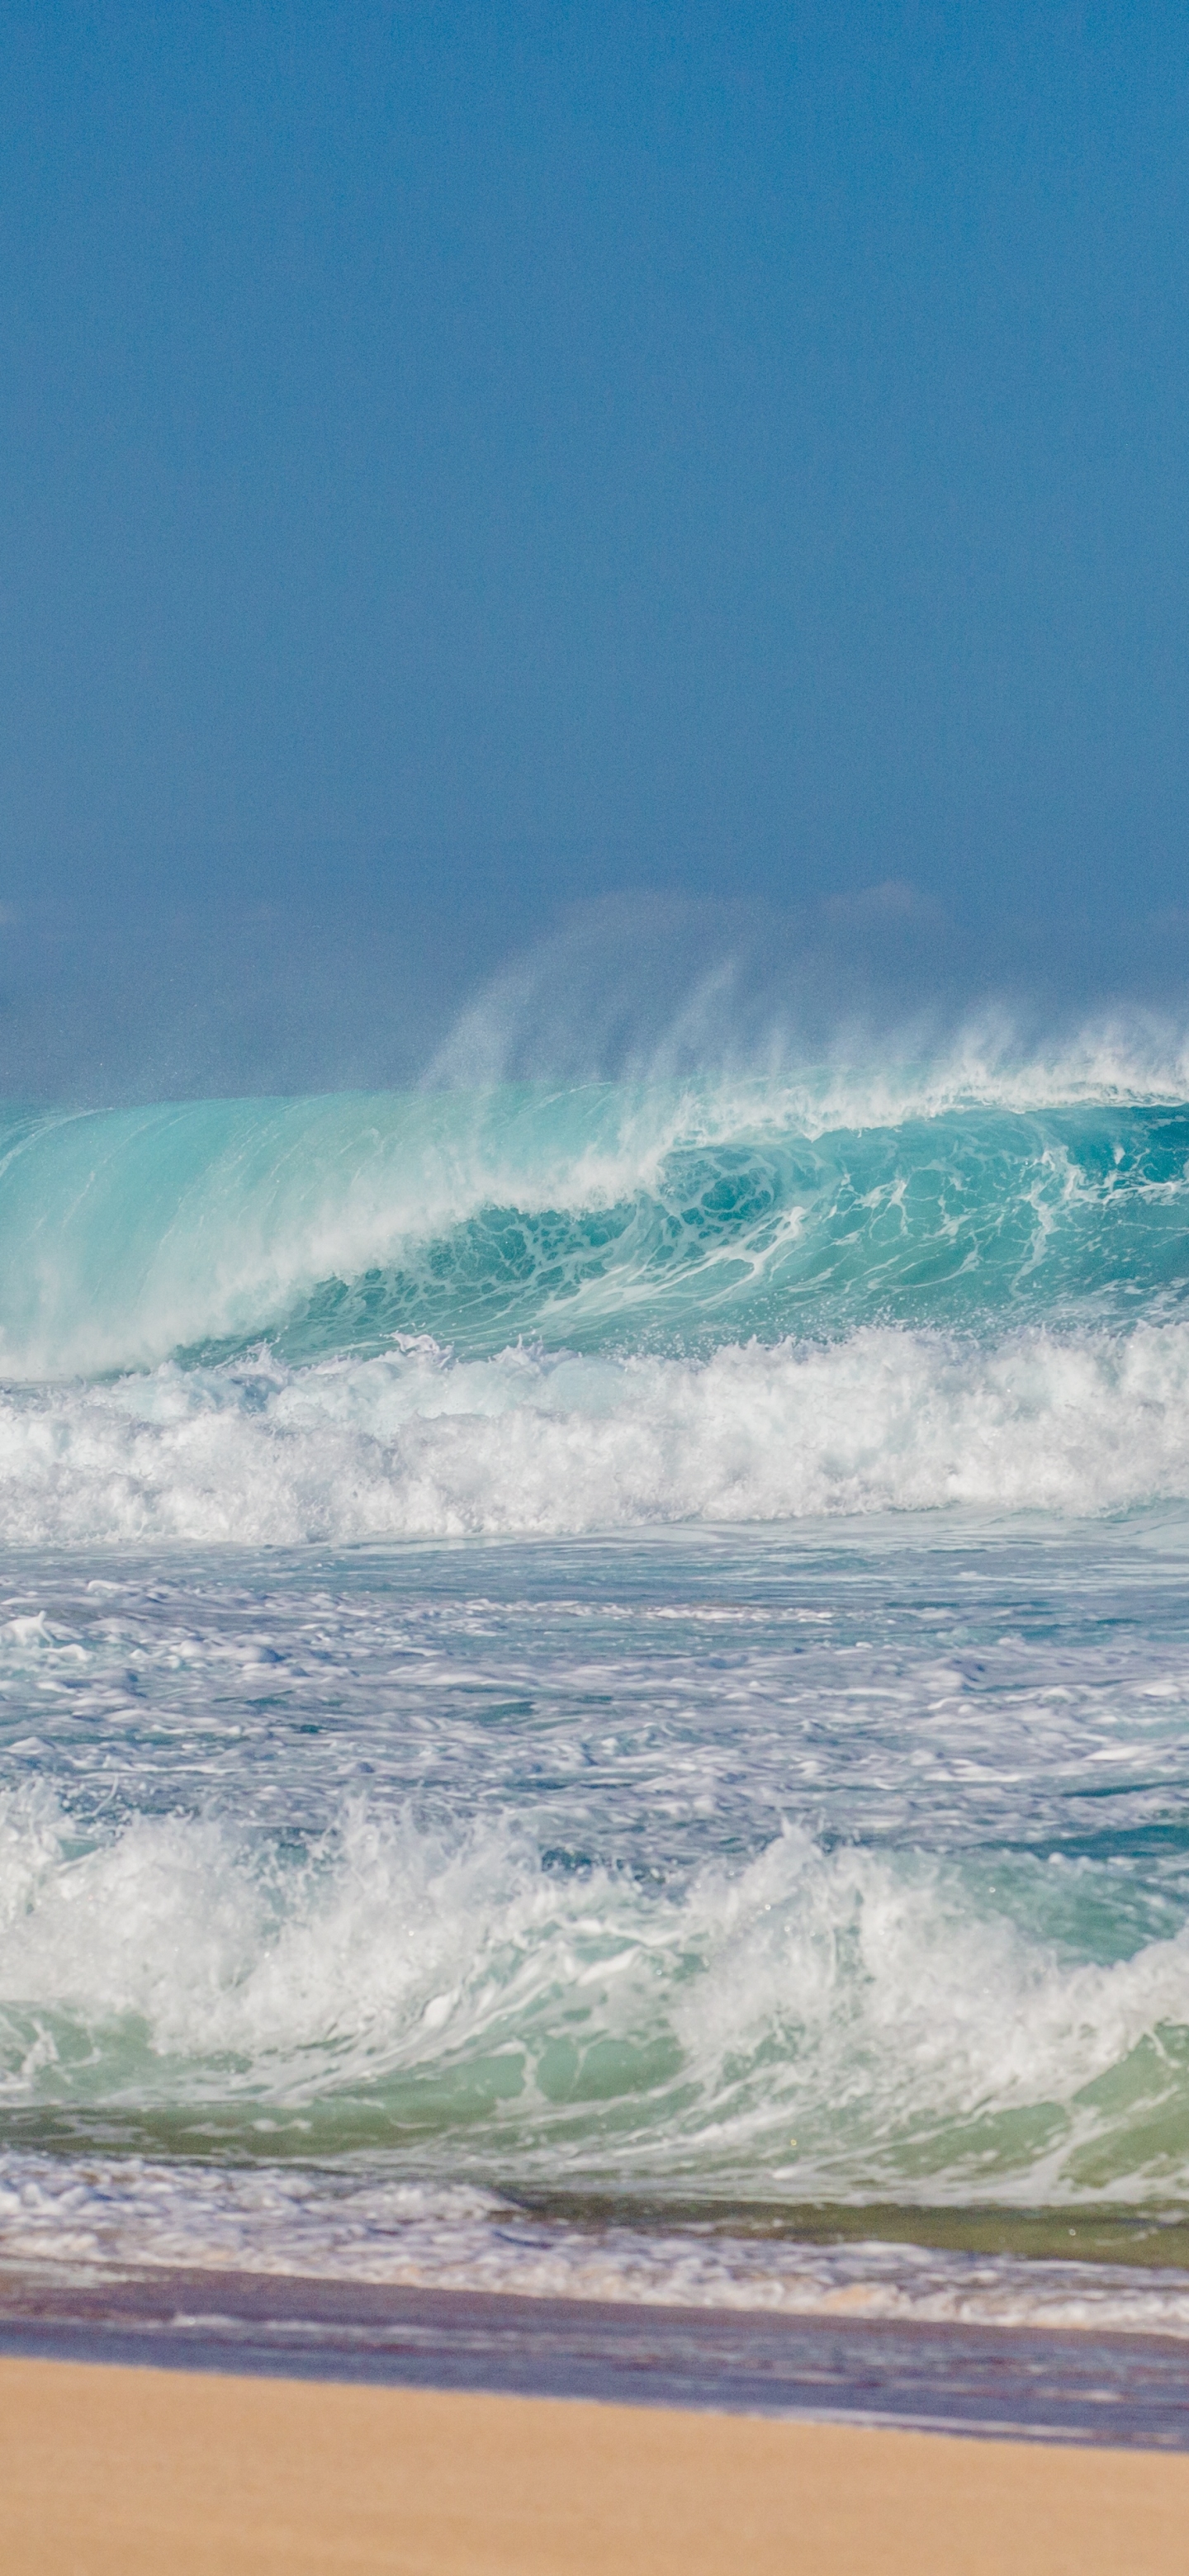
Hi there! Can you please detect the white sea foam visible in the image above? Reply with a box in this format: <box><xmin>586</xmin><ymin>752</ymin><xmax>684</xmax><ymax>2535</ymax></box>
<box><xmin>0</xmin><ymin>1320</ymin><xmax>1188</xmax><ymax>1545</ymax></box>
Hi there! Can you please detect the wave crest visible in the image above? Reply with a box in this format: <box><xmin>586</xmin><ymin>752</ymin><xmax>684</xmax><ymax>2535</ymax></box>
<box><xmin>3</xmin><ymin>1055</ymin><xmax>1189</xmax><ymax>1376</ymax></box>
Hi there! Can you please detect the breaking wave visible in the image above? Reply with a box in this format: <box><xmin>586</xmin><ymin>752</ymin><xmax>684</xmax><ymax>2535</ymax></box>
<box><xmin>2</xmin><ymin>1320</ymin><xmax>1189</xmax><ymax>1544</ymax></box>
<box><xmin>0</xmin><ymin>1045</ymin><xmax>1187</xmax><ymax>1537</ymax></box>
<box><xmin>2</xmin><ymin>1788</ymin><xmax>1187</xmax><ymax>2202</ymax></box>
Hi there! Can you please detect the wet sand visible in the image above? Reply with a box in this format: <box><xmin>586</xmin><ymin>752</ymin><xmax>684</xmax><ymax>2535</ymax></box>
<box><xmin>4</xmin><ymin>2263</ymin><xmax>1189</xmax><ymax>2442</ymax></box>
<box><xmin>3</xmin><ymin>2354</ymin><xmax>1189</xmax><ymax>2574</ymax></box>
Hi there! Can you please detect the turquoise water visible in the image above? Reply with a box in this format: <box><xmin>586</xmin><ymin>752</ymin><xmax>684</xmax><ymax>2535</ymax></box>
<box><xmin>1</xmin><ymin>1058</ymin><xmax>1189</xmax><ymax>2327</ymax></box>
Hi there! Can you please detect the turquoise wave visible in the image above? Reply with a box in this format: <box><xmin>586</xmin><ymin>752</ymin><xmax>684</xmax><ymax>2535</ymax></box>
<box><xmin>2</xmin><ymin>1076</ymin><xmax>1189</xmax><ymax>1377</ymax></box>
<box><xmin>268</xmin><ymin>1103</ymin><xmax>1189</xmax><ymax>1366</ymax></box>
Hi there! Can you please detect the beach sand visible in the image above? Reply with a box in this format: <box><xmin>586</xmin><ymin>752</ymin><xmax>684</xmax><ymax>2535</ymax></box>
<box><xmin>2</xmin><ymin>2355</ymin><xmax>1187</xmax><ymax>2574</ymax></box>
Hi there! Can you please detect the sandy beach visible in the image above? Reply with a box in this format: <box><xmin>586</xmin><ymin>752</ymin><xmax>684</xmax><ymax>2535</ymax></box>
<box><xmin>3</xmin><ymin>2356</ymin><xmax>1188</xmax><ymax>2576</ymax></box>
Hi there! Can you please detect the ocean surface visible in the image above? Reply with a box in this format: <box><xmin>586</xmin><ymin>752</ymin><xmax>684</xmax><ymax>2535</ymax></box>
<box><xmin>3</xmin><ymin>1054</ymin><xmax>1189</xmax><ymax>2341</ymax></box>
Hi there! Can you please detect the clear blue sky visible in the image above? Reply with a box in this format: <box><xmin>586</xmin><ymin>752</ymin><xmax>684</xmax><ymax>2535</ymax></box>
<box><xmin>3</xmin><ymin>2</ymin><xmax>1189</xmax><ymax>1096</ymax></box>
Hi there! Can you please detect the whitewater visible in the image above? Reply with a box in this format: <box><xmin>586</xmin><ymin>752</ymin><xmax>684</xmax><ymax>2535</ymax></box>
<box><xmin>3</xmin><ymin>1049</ymin><xmax>1189</xmax><ymax>2335</ymax></box>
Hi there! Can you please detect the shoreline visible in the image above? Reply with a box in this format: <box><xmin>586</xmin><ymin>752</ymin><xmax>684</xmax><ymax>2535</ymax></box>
<box><xmin>5</xmin><ymin>2355</ymin><xmax>1189</xmax><ymax>2575</ymax></box>
<box><xmin>2</xmin><ymin>2262</ymin><xmax>1188</xmax><ymax>2448</ymax></box>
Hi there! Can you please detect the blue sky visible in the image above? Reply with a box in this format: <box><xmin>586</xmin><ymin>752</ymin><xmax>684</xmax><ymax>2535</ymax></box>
<box><xmin>3</xmin><ymin>3</ymin><xmax>1189</xmax><ymax>1096</ymax></box>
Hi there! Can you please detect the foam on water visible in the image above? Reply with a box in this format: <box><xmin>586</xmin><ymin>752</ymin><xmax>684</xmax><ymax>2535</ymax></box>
<box><xmin>2</xmin><ymin>1049</ymin><xmax>1189</xmax><ymax>2327</ymax></box>
<box><xmin>4</xmin><ymin>2150</ymin><xmax>1189</xmax><ymax>2342</ymax></box>
<box><xmin>2</xmin><ymin>1321</ymin><xmax>1189</xmax><ymax>1545</ymax></box>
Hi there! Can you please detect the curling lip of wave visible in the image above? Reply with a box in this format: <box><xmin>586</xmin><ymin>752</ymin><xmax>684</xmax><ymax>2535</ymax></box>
<box><xmin>3</xmin><ymin>1054</ymin><xmax>1189</xmax><ymax>1376</ymax></box>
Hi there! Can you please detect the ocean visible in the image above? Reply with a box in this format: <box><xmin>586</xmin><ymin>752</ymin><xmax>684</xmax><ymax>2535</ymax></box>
<box><xmin>3</xmin><ymin>1052</ymin><xmax>1189</xmax><ymax>2361</ymax></box>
